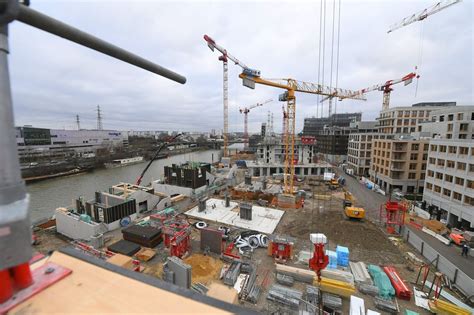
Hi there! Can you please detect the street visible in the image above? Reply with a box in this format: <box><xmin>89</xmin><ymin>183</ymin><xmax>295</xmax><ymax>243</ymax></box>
<box><xmin>338</xmin><ymin>169</ymin><xmax>474</xmax><ymax>280</ymax></box>
<box><xmin>337</xmin><ymin>169</ymin><xmax>388</xmax><ymax>221</ymax></box>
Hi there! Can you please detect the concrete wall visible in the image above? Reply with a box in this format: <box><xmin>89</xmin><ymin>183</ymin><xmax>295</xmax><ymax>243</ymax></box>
<box><xmin>152</xmin><ymin>183</ymin><xmax>206</xmax><ymax>198</ymax></box>
<box><xmin>56</xmin><ymin>210</ymin><xmax>105</xmax><ymax>241</ymax></box>
<box><xmin>403</xmin><ymin>227</ymin><xmax>473</xmax><ymax>296</ymax></box>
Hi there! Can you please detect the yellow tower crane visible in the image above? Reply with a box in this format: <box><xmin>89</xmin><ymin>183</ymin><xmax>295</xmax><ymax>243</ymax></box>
<box><xmin>239</xmin><ymin>71</ymin><xmax>366</xmax><ymax>195</ymax></box>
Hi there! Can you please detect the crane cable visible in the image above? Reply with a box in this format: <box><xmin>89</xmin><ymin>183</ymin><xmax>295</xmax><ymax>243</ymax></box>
<box><xmin>334</xmin><ymin>0</ymin><xmax>341</xmax><ymax>120</ymax></box>
<box><xmin>415</xmin><ymin>22</ymin><xmax>424</xmax><ymax>97</ymax></box>
<box><xmin>317</xmin><ymin>0</ymin><xmax>323</xmax><ymax>118</ymax></box>
<box><xmin>329</xmin><ymin>0</ymin><xmax>336</xmax><ymax>118</ymax></box>
<box><xmin>321</xmin><ymin>0</ymin><xmax>327</xmax><ymax>118</ymax></box>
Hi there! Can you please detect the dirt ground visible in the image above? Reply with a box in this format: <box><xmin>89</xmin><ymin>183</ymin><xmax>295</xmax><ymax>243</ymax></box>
<box><xmin>31</xmin><ymin>181</ymin><xmax>450</xmax><ymax>314</ymax></box>
<box><xmin>277</xmin><ymin>184</ymin><xmax>405</xmax><ymax>265</ymax></box>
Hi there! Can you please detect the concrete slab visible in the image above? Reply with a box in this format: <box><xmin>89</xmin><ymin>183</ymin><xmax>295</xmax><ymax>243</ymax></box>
<box><xmin>185</xmin><ymin>198</ymin><xmax>284</xmax><ymax>234</ymax></box>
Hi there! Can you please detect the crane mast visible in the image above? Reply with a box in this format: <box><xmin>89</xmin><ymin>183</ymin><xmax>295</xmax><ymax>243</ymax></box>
<box><xmin>239</xmin><ymin>73</ymin><xmax>365</xmax><ymax>195</ymax></box>
<box><xmin>388</xmin><ymin>0</ymin><xmax>462</xmax><ymax>33</ymax></box>
<box><xmin>239</xmin><ymin>99</ymin><xmax>272</xmax><ymax>150</ymax></box>
<box><xmin>204</xmin><ymin>35</ymin><xmax>261</xmax><ymax>157</ymax></box>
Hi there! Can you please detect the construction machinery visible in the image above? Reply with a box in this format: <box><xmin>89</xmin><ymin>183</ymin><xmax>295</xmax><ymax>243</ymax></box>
<box><xmin>322</xmin><ymin>71</ymin><xmax>419</xmax><ymax>111</ymax></box>
<box><xmin>239</xmin><ymin>73</ymin><xmax>365</xmax><ymax>196</ymax></box>
<box><xmin>388</xmin><ymin>0</ymin><xmax>462</xmax><ymax>33</ymax></box>
<box><xmin>203</xmin><ymin>34</ymin><xmax>260</xmax><ymax>157</ymax></box>
<box><xmin>239</xmin><ymin>99</ymin><xmax>272</xmax><ymax>150</ymax></box>
<box><xmin>342</xmin><ymin>191</ymin><xmax>365</xmax><ymax>220</ymax></box>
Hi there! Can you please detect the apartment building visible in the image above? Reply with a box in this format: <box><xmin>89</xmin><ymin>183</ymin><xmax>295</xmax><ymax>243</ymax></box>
<box><xmin>377</xmin><ymin>102</ymin><xmax>455</xmax><ymax>134</ymax></box>
<box><xmin>422</xmin><ymin>106</ymin><xmax>474</xmax><ymax>229</ymax></box>
<box><xmin>369</xmin><ymin>136</ymin><xmax>429</xmax><ymax>195</ymax></box>
<box><xmin>302</xmin><ymin>112</ymin><xmax>361</xmax><ymax>163</ymax></box>
<box><xmin>347</xmin><ymin>121</ymin><xmax>379</xmax><ymax>177</ymax></box>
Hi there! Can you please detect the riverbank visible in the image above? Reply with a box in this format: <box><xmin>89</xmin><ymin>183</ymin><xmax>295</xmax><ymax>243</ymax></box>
<box><xmin>26</xmin><ymin>149</ymin><xmax>221</xmax><ymax>223</ymax></box>
<box><xmin>22</xmin><ymin>146</ymin><xmax>212</xmax><ymax>184</ymax></box>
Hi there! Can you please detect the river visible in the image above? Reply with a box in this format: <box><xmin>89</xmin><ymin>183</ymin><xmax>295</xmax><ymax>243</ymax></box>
<box><xmin>27</xmin><ymin>149</ymin><xmax>221</xmax><ymax>223</ymax></box>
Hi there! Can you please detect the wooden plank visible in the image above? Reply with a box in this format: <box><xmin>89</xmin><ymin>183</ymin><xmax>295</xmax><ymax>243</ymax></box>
<box><xmin>10</xmin><ymin>252</ymin><xmax>233</xmax><ymax>314</ymax></box>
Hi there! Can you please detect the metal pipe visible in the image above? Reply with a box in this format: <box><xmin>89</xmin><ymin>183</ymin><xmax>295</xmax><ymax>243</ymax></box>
<box><xmin>0</xmin><ymin>24</ymin><xmax>32</xmax><ymax>270</ymax></box>
<box><xmin>16</xmin><ymin>4</ymin><xmax>186</xmax><ymax>84</ymax></box>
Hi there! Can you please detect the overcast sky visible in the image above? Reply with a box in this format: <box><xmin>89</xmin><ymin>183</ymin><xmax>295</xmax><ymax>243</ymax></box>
<box><xmin>8</xmin><ymin>0</ymin><xmax>473</xmax><ymax>133</ymax></box>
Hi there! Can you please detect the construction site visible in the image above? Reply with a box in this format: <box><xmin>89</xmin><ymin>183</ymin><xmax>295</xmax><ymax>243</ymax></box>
<box><xmin>1</xmin><ymin>0</ymin><xmax>473</xmax><ymax>314</ymax></box>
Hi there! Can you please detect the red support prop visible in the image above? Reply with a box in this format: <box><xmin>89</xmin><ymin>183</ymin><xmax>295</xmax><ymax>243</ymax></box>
<box><xmin>0</xmin><ymin>269</ymin><xmax>13</xmax><ymax>304</ymax></box>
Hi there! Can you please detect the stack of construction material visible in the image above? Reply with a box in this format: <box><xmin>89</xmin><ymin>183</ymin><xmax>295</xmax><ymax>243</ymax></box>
<box><xmin>349</xmin><ymin>261</ymin><xmax>372</xmax><ymax>284</ymax></box>
<box><xmin>275</xmin><ymin>263</ymin><xmax>315</xmax><ymax>284</ymax></box>
<box><xmin>326</xmin><ymin>250</ymin><xmax>337</xmax><ymax>269</ymax></box>
<box><xmin>367</xmin><ymin>265</ymin><xmax>395</xmax><ymax>299</ymax></box>
<box><xmin>223</xmin><ymin>261</ymin><xmax>241</xmax><ymax>286</ymax></box>
<box><xmin>383</xmin><ymin>266</ymin><xmax>412</xmax><ymax>300</ymax></box>
<box><xmin>336</xmin><ymin>245</ymin><xmax>349</xmax><ymax>267</ymax></box>
<box><xmin>306</xmin><ymin>285</ymin><xmax>320</xmax><ymax>305</ymax></box>
<box><xmin>276</xmin><ymin>273</ymin><xmax>294</xmax><ymax>287</ymax></box>
<box><xmin>122</xmin><ymin>225</ymin><xmax>162</xmax><ymax>247</ymax></box>
<box><xmin>322</xmin><ymin>293</ymin><xmax>342</xmax><ymax>310</ymax></box>
<box><xmin>374</xmin><ymin>296</ymin><xmax>398</xmax><ymax>313</ymax></box>
<box><xmin>107</xmin><ymin>239</ymin><xmax>141</xmax><ymax>256</ymax></box>
<box><xmin>267</xmin><ymin>284</ymin><xmax>303</xmax><ymax>310</ymax></box>
<box><xmin>321</xmin><ymin>268</ymin><xmax>354</xmax><ymax>286</ymax></box>
<box><xmin>358</xmin><ymin>283</ymin><xmax>379</xmax><ymax>296</ymax></box>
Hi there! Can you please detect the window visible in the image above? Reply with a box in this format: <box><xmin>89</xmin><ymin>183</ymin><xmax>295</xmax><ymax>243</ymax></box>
<box><xmin>424</xmin><ymin>144</ymin><xmax>429</xmax><ymax>151</ymax></box>
<box><xmin>421</xmin><ymin>163</ymin><xmax>427</xmax><ymax>170</ymax></box>
<box><xmin>443</xmin><ymin>188</ymin><xmax>451</xmax><ymax>197</ymax></box>
<box><xmin>422</xmin><ymin>154</ymin><xmax>428</xmax><ymax>161</ymax></box>
<box><xmin>434</xmin><ymin>185</ymin><xmax>441</xmax><ymax>193</ymax></box>
<box><xmin>444</xmin><ymin>174</ymin><xmax>453</xmax><ymax>182</ymax></box>
<box><xmin>440</xmin><ymin>115</ymin><xmax>445</xmax><ymax>122</ymax></box>
<box><xmin>419</xmin><ymin>111</ymin><xmax>424</xmax><ymax>117</ymax></box>
<box><xmin>409</xmin><ymin>163</ymin><xmax>417</xmax><ymax>170</ymax></box>
<box><xmin>411</xmin><ymin>143</ymin><xmax>419</xmax><ymax>150</ymax></box>
<box><xmin>447</xmin><ymin>134</ymin><xmax>452</xmax><ymax>139</ymax></box>
<box><xmin>430</xmin><ymin>144</ymin><xmax>437</xmax><ymax>151</ymax></box>
<box><xmin>455</xmin><ymin>177</ymin><xmax>464</xmax><ymax>186</ymax></box>
<box><xmin>457</xmin><ymin>113</ymin><xmax>464</xmax><ymax>120</ymax></box>
<box><xmin>459</xmin><ymin>134</ymin><xmax>467</xmax><ymax>139</ymax></box>
<box><xmin>426</xmin><ymin>182</ymin><xmax>433</xmax><ymax>190</ymax></box>
<box><xmin>467</xmin><ymin>180</ymin><xmax>474</xmax><ymax>189</ymax></box>
<box><xmin>453</xmin><ymin>192</ymin><xmax>462</xmax><ymax>201</ymax></box>
<box><xmin>420</xmin><ymin>173</ymin><xmax>425</xmax><ymax>180</ymax></box>
<box><xmin>447</xmin><ymin>124</ymin><xmax>453</xmax><ymax>132</ymax></box>
<box><xmin>459</xmin><ymin>147</ymin><xmax>468</xmax><ymax>155</ymax></box>
<box><xmin>457</xmin><ymin>162</ymin><xmax>466</xmax><ymax>170</ymax></box>
<box><xmin>448</xmin><ymin>114</ymin><xmax>454</xmax><ymax>121</ymax></box>
<box><xmin>436</xmin><ymin>172</ymin><xmax>443</xmax><ymax>180</ymax></box>
<box><xmin>429</xmin><ymin>157</ymin><xmax>436</xmax><ymax>165</ymax></box>
<box><xmin>469</xmin><ymin>164</ymin><xmax>474</xmax><ymax>172</ymax></box>
<box><xmin>464</xmin><ymin>196</ymin><xmax>474</xmax><ymax>206</ymax></box>
<box><xmin>460</xmin><ymin>123</ymin><xmax>468</xmax><ymax>132</ymax></box>
<box><xmin>448</xmin><ymin>146</ymin><xmax>457</xmax><ymax>154</ymax></box>
<box><xmin>427</xmin><ymin>170</ymin><xmax>434</xmax><ymax>177</ymax></box>
<box><xmin>439</xmin><ymin>145</ymin><xmax>446</xmax><ymax>153</ymax></box>
<box><xmin>408</xmin><ymin>173</ymin><xmax>416</xmax><ymax>179</ymax></box>
<box><xmin>437</xmin><ymin>159</ymin><xmax>445</xmax><ymax>167</ymax></box>
<box><xmin>410</xmin><ymin>153</ymin><xmax>418</xmax><ymax>160</ymax></box>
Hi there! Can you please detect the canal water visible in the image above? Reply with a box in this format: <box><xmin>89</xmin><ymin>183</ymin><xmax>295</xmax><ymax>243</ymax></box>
<box><xmin>27</xmin><ymin>150</ymin><xmax>221</xmax><ymax>223</ymax></box>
